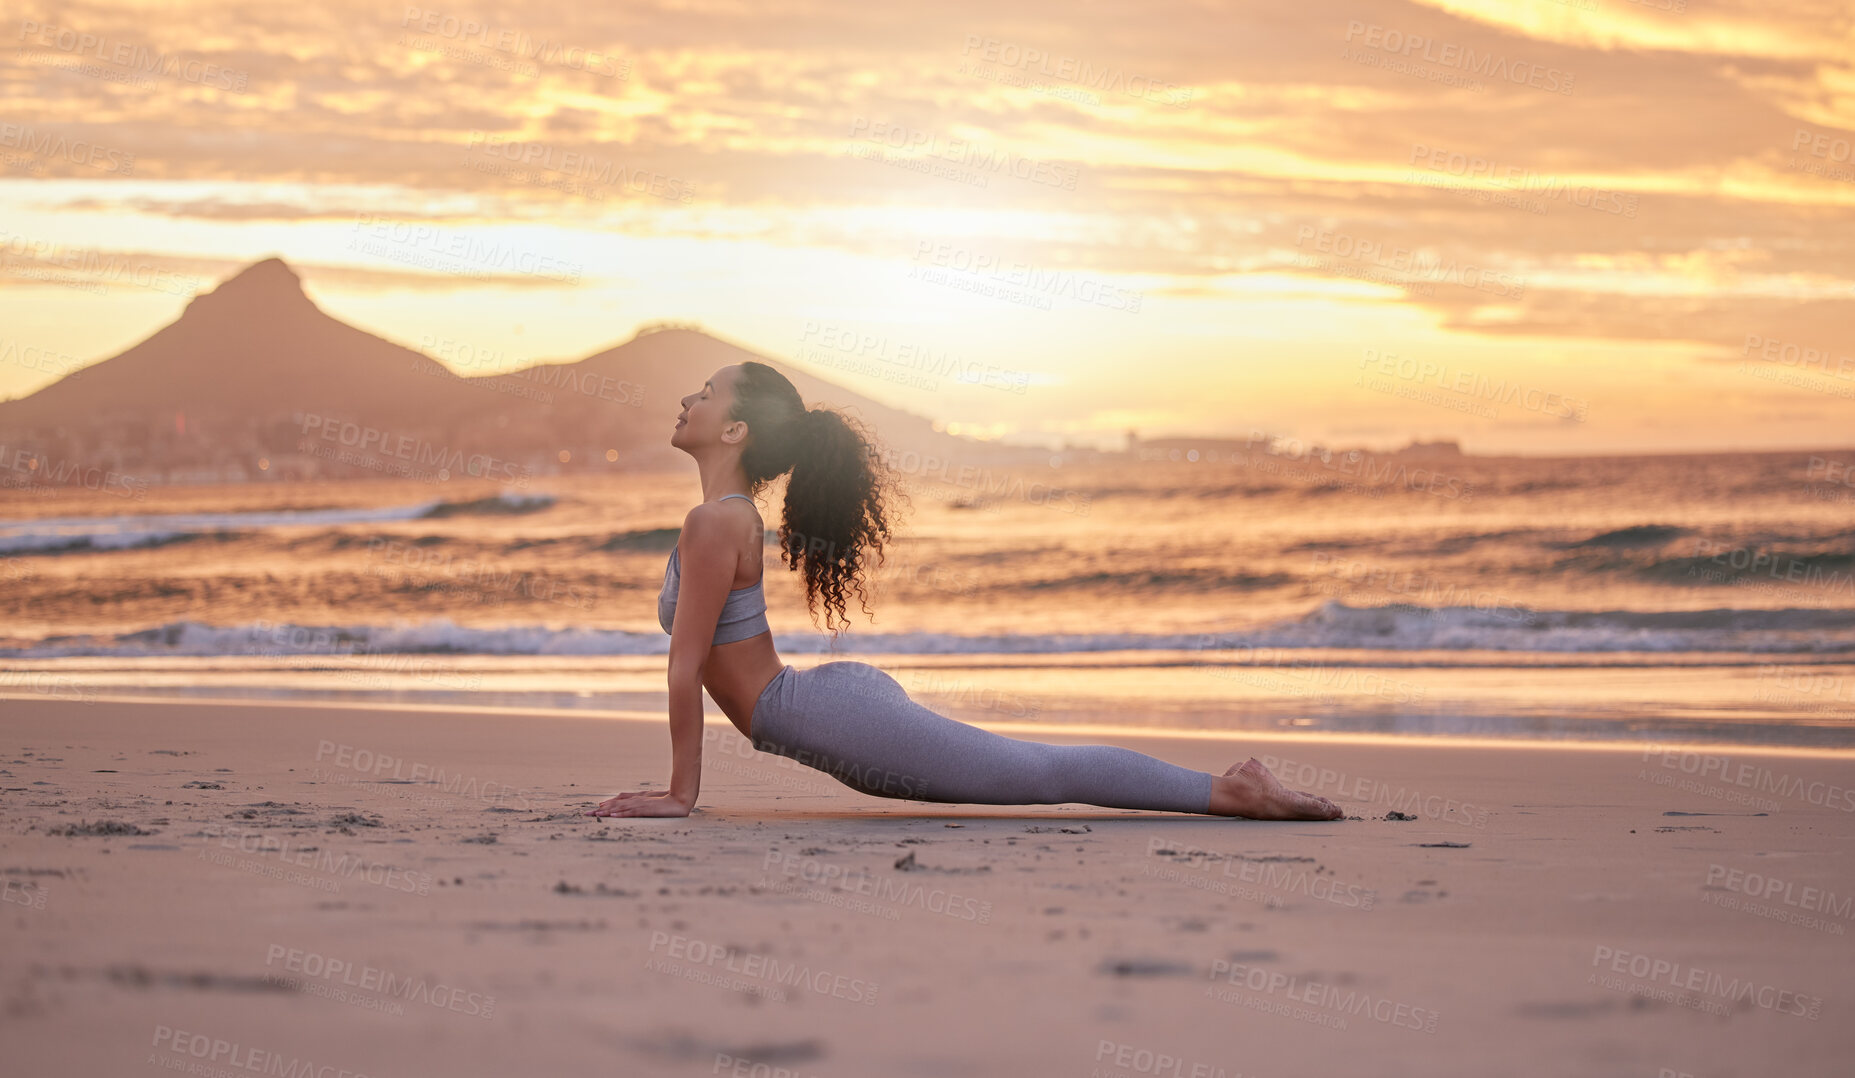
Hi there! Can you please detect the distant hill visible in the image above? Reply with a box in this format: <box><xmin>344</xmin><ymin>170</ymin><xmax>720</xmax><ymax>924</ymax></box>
<box><xmin>0</xmin><ymin>257</ymin><xmax>991</xmax><ymax>484</ymax></box>
<box><xmin>468</xmin><ymin>321</ymin><xmax>980</xmax><ymax>468</ymax></box>
<box><xmin>0</xmin><ymin>258</ymin><xmax>486</xmax><ymax>429</ymax></box>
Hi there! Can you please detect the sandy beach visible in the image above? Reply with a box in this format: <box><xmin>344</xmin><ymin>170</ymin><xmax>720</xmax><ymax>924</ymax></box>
<box><xmin>3</xmin><ymin>691</ymin><xmax>1850</xmax><ymax>1077</ymax></box>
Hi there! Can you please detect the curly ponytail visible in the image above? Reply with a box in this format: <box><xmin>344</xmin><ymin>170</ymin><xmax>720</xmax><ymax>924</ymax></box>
<box><xmin>730</xmin><ymin>361</ymin><xmax>900</xmax><ymax>633</ymax></box>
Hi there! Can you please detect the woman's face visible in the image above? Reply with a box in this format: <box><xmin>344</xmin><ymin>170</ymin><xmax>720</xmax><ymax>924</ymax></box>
<box><xmin>672</xmin><ymin>365</ymin><xmax>744</xmax><ymax>451</ymax></box>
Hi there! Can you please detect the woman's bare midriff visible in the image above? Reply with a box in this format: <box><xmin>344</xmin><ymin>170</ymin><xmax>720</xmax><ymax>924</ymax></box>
<box><xmin>701</xmin><ymin>632</ymin><xmax>784</xmax><ymax>740</ymax></box>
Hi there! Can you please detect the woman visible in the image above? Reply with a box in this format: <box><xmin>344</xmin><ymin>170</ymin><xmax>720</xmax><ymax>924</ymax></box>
<box><xmin>586</xmin><ymin>361</ymin><xmax>1343</xmax><ymax>821</ymax></box>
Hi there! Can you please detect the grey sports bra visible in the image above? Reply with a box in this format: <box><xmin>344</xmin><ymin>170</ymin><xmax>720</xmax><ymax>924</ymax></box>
<box><xmin>657</xmin><ymin>493</ymin><xmax>771</xmax><ymax>644</ymax></box>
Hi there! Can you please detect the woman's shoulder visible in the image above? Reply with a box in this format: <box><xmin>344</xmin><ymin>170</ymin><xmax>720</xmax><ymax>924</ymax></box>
<box><xmin>679</xmin><ymin>500</ymin><xmax>760</xmax><ymax>551</ymax></box>
<box><xmin>681</xmin><ymin>498</ymin><xmax>757</xmax><ymax>529</ymax></box>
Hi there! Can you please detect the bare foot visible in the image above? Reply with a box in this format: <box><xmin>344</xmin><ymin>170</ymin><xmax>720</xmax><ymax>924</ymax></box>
<box><xmin>1208</xmin><ymin>758</ymin><xmax>1344</xmax><ymax>820</ymax></box>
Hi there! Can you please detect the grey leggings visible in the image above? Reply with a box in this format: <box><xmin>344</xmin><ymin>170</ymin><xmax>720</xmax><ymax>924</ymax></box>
<box><xmin>749</xmin><ymin>662</ymin><xmax>1215</xmax><ymax>814</ymax></box>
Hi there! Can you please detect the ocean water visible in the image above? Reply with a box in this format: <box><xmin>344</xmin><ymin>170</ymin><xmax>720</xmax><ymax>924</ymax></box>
<box><xmin>4</xmin><ymin>449</ymin><xmax>1854</xmax><ymax>747</ymax></box>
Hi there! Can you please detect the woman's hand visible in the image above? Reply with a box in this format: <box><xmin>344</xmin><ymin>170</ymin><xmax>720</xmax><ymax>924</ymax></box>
<box><xmin>584</xmin><ymin>790</ymin><xmax>692</xmax><ymax>818</ymax></box>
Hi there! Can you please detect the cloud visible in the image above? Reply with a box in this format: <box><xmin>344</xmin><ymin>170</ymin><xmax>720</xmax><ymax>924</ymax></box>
<box><xmin>5</xmin><ymin>0</ymin><xmax>1854</xmax><ymax>448</ymax></box>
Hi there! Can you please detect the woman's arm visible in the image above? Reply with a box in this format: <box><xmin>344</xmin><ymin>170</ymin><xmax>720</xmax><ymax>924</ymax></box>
<box><xmin>588</xmin><ymin>503</ymin><xmax>738</xmax><ymax>818</ymax></box>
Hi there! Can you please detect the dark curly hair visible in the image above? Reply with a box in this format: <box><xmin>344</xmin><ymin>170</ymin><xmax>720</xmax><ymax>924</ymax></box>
<box><xmin>730</xmin><ymin>361</ymin><xmax>901</xmax><ymax>633</ymax></box>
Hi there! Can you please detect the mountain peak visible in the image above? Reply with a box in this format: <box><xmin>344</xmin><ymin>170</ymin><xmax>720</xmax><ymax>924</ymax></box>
<box><xmin>184</xmin><ymin>257</ymin><xmax>316</xmax><ymax>317</ymax></box>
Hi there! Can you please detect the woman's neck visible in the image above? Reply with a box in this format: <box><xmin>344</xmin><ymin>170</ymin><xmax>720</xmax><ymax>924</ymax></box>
<box><xmin>692</xmin><ymin>451</ymin><xmax>750</xmax><ymax>503</ymax></box>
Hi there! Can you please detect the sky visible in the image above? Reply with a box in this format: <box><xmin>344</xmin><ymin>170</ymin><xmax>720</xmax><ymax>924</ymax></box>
<box><xmin>1</xmin><ymin>0</ymin><xmax>1852</xmax><ymax>454</ymax></box>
